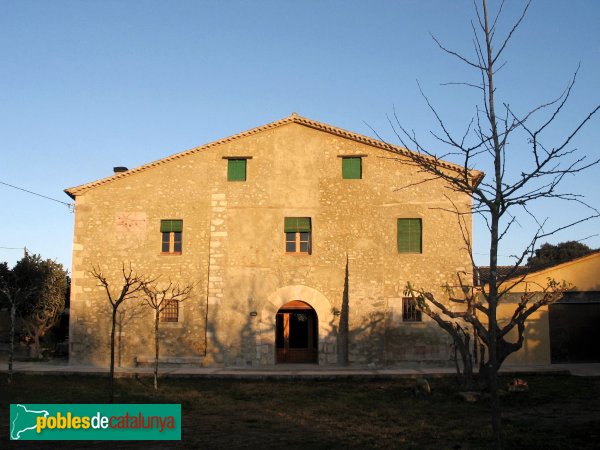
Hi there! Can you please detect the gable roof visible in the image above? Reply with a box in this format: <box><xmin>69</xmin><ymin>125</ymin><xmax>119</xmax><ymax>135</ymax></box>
<box><xmin>64</xmin><ymin>113</ymin><xmax>485</xmax><ymax>199</ymax></box>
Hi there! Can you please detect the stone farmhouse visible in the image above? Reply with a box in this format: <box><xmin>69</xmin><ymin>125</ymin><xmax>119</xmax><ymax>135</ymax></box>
<box><xmin>65</xmin><ymin>114</ymin><xmax>485</xmax><ymax>368</ymax></box>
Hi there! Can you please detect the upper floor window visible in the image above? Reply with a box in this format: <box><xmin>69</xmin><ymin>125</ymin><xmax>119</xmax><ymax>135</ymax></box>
<box><xmin>397</xmin><ymin>218</ymin><xmax>422</xmax><ymax>253</ymax></box>
<box><xmin>161</xmin><ymin>219</ymin><xmax>183</xmax><ymax>254</ymax></box>
<box><xmin>225</xmin><ymin>157</ymin><xmax>251</xmax><ymax>181</ymax></box>
<box><xmin>284</xmin><ymin>217</ymin><xmax>312</xmax><ymax>254</ymax></box>
<box><xmin>341</xmin><ymin>156</ymin><xmax>362</xmax><ymax>179</ymax></box>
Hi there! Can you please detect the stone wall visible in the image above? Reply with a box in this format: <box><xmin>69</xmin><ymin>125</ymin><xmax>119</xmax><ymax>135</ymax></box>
<box><xmin>68</xmin><ymin>119</ymin><xmax>472</xmax><ymax>367</ymax></box>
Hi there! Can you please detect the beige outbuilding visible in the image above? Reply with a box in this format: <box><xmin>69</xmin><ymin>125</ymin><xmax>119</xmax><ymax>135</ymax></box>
<box><xmin>497</xmin><ymin>251</ymin><xmax>600</xmax><ymax>365</ymax></box>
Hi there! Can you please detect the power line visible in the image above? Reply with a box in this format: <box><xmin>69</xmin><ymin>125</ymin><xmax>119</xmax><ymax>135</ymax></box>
<box><xmin>473</xmin><ymin>252</ymin><xmax>514</xmax><ymax>258</ymax></box>
<box><xmin>0</xmin><ymin>246</ymin><xmax>29</xmax><ymax>257</ymax></box>
<box><xmin>0</xmin><ymin>180</ymin><xmax>73</xmax><ymax>211</ymax></box>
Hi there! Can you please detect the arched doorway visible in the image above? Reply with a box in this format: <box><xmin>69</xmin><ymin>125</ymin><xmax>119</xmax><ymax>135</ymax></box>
<box><xmin>276</xmin><ymin>300</ymin><xmax>318</xmax><ymax>364</ymax></box>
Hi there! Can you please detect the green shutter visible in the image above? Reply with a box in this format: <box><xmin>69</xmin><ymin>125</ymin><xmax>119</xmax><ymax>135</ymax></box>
<box><xmin>284</xmin><ymin>217</ymin><xmax>311</xmax><ymax>233</ymax></box>
<box><xmin>228</xmin><ymin>159</ymin><xmax>247</xmax><ymax>181</ymax></box>
<box><xmin>342</xmin><ymin>157</ymin><xmax>362</xmax><ymax>179</ymax></box>
<box><xmin>398</xmin><ymin>218</ymin><xmax>422</xmax><ymax>253</ymax></box>
<box><xmin>160</xmin><ymin>220</ymin><xmax>183</xmax><ymax>232</ymax></box>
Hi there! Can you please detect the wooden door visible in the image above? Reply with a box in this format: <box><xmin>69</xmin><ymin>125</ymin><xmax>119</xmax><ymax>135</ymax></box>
<box><xmin>276</xmin><ymin>307</ymin><xmax>318</xmax><ymax>364</ymax></box>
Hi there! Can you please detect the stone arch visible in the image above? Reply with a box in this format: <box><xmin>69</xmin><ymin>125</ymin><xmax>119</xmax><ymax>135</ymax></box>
<box><xmin>257</xmin><ymin>285</ymin><xmax>337</xmax><ymax>365</ymax></box>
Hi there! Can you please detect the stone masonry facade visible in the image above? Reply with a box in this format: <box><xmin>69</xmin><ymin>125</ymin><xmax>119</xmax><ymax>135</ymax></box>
<box><xmin>66</xmin><ymin>114</ymin><xmax>477</xmax><ymax>368</ymax></box>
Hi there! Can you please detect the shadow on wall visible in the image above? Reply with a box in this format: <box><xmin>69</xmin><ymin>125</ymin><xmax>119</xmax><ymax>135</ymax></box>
<box><xmin>70</xmin><ymin>306</ymin><xmax>111</xmax><ymax>368</ymax></box>
<box><xmin>347</xmin><ymin>312</ymin><xmax>385</xmax><ymax>366</ymax></box>
<box><xmin>113</xmin><ymin>300</ymin><xmax>148</xmax><ymax>367</ymax></box>
<box><xmin>500</xmin><ymin>292</ymin><xmax>550</xmax><ymax>365</ymax></box>
<box><xmin>202</xmin><ymin>263</ymin><xmax>455</xmax><ymax>368</ymax></box>
<box><xmin>337</xmin><ymin>255</ymin><xmax>349</xmax><ymax>366</ymax></box>
<box><xmin>204</xmin><ymin>296</ymin><xmax>259</xmax><ymax>367</ymax></box>
<box><xmin>202</xmin><ymin>272</ymin><xmax>265</xmax><ymax>366</ymax></box>
<box><xmin>93</xmin><ymin>298</ymin><xmax>155</xmax><ymax>368</ymax></box>
<box><xmin>73</xmin><ymin>262</ymin><xmax>512</xmax><ymax>368</ymax></box>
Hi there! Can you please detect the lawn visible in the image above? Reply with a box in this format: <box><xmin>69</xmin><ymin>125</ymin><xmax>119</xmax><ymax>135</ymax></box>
<box><xmin>2</xmin><ymin>373</ymin><xmax>599</xmax><ymax>449</ymax></box>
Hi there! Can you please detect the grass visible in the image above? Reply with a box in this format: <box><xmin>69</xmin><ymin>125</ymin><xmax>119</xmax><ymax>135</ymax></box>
<box><xmin>2</xmin><ymin>373</ymin><xmax>599</xmax><ymax>449</ymax></box>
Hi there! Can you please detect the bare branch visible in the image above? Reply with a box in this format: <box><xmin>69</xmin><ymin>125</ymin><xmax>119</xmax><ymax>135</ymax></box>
<box><xmin>491</xmin><ymin>0</ymin><xmax>532</xmax><ymax>66</ymax></box>
<box><xmin>430</xmin><ymin>32</ymin><xmax>485</xmax><ymax>70</ymax></box>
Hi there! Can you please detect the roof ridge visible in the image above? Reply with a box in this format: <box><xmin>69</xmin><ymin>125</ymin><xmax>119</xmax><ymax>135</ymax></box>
<box><xmin>477</xmin><ymin>250</ymin><xmax>600</xmax><ymax>285</ymax></box>
<box><xmin>65</xmin><ymin>113</ymin><xmax>484</xmax><ymax>198</ymax></box>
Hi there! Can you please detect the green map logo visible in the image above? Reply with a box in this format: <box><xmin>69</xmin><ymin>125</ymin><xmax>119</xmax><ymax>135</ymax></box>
<box><xmin>9</xmin><ymin>404</ymin><xmax>181</xmax><ymax>440</ymax></box>
<box><xmin>10</xmin><ymin>405</ymin><xmax>49</xmax><ymax>439</ymax></box>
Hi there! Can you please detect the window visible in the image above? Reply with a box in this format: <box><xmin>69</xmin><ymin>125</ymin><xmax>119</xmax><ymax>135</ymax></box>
<box><xmin>161</xmin><ymin>299</ymin><xmax>179</xmax><ymax>322</ymax></box>
<box><xmin>402</xmin><ymin>297</ymin><xmax>422</xmax><ymax>322</ymax></box>
<box><xmin>397</xmin><ymin>218</ymin><xmax>422</xmax><ymax>253</ymax></box>
<box><xmin>284</xmin><ymin>217</ymin><xmax>312</xmax><ymax>254</ymax></box>
<box><xmin>161</xmin><ymin>220</ymin><xmax>183</xmax><ymax>254</ymax></box>
<box><xmin>342</xmin><ymin>157</ymin><xmax>362</xmax><ymax>179</ymax></box>
<box><xmin>227</xmin><ymin>159</ymin><xmax>247</xmax><ymax>181</ymax></box>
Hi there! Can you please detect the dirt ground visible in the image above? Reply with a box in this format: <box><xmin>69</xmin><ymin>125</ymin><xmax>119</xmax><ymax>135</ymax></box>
<box><xmin>2</xmin><ymin>374</ymin><xmax>599</xmax><ymax>449</ymax></box>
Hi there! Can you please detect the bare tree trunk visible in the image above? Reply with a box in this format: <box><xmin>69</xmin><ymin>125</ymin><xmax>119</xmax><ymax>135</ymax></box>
<box><xmin>32</xmin><ymin>330</ymin><xmax>41</xmax><ymax>359</ymax></box>
<box><xmin>154</xmin><ymin>310</ymin><xmax>159</xmax><ymax>390</ymax></box>
<box><xmin>117</xmin><ymin>310</ymin><xmax>122</xmax><ymax>368</ymax></box>
<box><xmin>459</xmin><ymin>337</ymin><xmax>474</xmax><ymax>391</ymax></box>
<box><xmin>481</xmin><ymin>0</ymin><xmax>503</xmax><ymax>446</ymax></box>
<box><xmin>473</xmin><ymin>325</ymin><xmax>479</xmax><ymax>365</ymax></box>
<box><xmin>109</xmin><ymin>307</ymin><xmax>117</xmax><ymax>402</ymax></box>
<box><xmin>488</xmin><ymin>248</ymin><xmax>502</xmax><ymax>450</ymax></box>
<box><xmin>8</xmin><ymin>302</ymin><xmax>16</xmax><ymax>384</ymax></box>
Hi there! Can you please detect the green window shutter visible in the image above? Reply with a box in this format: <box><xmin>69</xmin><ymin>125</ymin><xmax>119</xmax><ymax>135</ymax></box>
<box><xmin>342</xmin><ymin>157</ymin><xmax>362</xmax><ymax>179</ymax></box>
<box><xmin>398</xmin><ymin>218</ymin><xmax>422</xmax><ymax>253</ymax></box>
<box><xmin>160</xmin><ymin>220</ymin><xmax>183</xmax><ymax>232</ymax></box>
<box><xmin>284</xmin><ymin>217</ymin><xmax>311</xmax><ymax>233</ymax></box>
<box><xmin>171</xmin><ymin>220</ymin><xmax>183</xmax><ymax>232</ymax></box>
<box><xmin>228</xmin><ymin>159</ymin><xmax>247</xmax><ymax>181</ymax></box>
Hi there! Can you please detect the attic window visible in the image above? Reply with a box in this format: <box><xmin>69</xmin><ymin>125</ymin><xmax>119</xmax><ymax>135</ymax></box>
<box><xmin>223</xmin><ymin>156</ymin><xmax>252</xmax><ymax>181</ymax></box>
<box><xmin>338</xmin><ymin>155</ymin><xmax>366</xmax><ymax>179</ymax></box>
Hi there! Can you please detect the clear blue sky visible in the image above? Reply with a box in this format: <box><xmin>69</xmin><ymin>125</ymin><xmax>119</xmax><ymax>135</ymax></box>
<box><xmin>1</xmin><ymin>0</ymin><xmax>599</xmax><ymax>271</ymax></box>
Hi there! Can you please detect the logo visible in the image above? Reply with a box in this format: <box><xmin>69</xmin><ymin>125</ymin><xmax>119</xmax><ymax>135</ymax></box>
<box><xmin>10</xmin><ymin>404</ymin><xmax>181</xmax><ymax>440</ymax></box>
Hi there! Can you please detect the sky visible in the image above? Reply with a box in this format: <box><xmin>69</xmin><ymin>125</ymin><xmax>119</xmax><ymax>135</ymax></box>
<box><xmin>1</xmin><ymin>0</ymin><xmax>599</xmax><ymax>271</ymax></box>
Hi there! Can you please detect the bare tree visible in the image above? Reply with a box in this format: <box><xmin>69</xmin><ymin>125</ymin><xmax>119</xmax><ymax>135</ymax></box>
<box><xmin>142</xmin><ymin>280</ymin><xmax>194</xmax><ymax>390</ymax></box>
<box><xmin>407</xmin><ymin>275</ymin><xmax>568</xmax><ymax>393</ymax></box>
<box><xmin>90</xmin><ymin>263</ymin><xmax>150</xmax><ymax>402</ymax></box>
<box><xmin>382</xmin><ymin>0</ymin><xmax>599</xmax><ymax>446</ymax></box>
